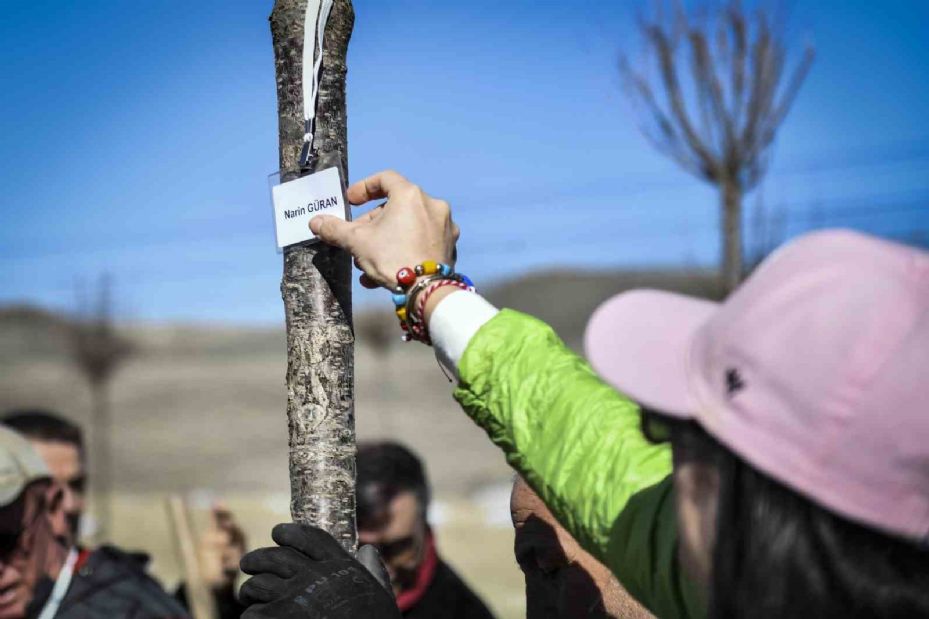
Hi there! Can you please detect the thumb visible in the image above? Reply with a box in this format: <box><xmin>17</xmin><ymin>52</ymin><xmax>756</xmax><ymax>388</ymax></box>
<box><xmin>356</xmin><ymin>545</ymin><xmax>393</xmax><ymax>597</ymax></box>
<box><xmin>309</xmin><ymin>215</ymin><xmax>354</xmax><ymax>248</ymax></box>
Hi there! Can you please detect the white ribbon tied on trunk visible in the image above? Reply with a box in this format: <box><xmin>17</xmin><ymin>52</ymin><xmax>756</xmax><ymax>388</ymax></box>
<box><xmin>300</xmin><ymin>0</ymin><xmax>334</xmax><ymax>167</ymax></box>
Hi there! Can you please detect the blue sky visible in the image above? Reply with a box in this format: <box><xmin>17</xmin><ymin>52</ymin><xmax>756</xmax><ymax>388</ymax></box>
<box><xmin>1</xmin><ymin>0</ymin><xmax>927</xmax><ymax>323</ymax></box>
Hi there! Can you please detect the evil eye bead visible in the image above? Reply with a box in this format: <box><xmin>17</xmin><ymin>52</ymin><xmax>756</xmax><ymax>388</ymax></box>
<box><xmin>396</xmin><ymin>268</ymin><xmax>416</xmax><ymax>288</ymax></box>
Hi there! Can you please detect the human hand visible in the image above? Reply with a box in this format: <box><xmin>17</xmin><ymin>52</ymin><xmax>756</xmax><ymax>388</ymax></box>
<box><xmin>239</xmin><ymin>523</ymin><xmax>398</xmax><ymax>619</ymax></box>
<box><xmin>199</xmin><ymin>504</ymin><xmax>247</xmax><ymax>590</ymax></box>
<box><xmin>309</xmin><ymin>170</ymin><xmax>459</xmax><ymax>289</ymax></box>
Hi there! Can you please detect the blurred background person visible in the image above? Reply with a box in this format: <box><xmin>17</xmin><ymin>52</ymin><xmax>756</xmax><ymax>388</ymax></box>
<box><xmin>1</xmin><ymin>409</ymin><xmax>245</xmax><ymax>618</ymax></box>
<box><xmin>176</xmin><ymin>504</ymin><xmax>247</xmax><ymax>619</ymax></box>
<box><xmin>0</xmin><ymin>425</ymin><xmax>188</xmax><ymax>618</ymax></box>
<box><xmin>357</xmin><ymin>441</ymin><xmax>495</xmax><ymax>619</ymax></box>
<box><xmin>0</xmin><ymin>411</ymin><xmax>85</xmax><ymax>541</ymax></box>
<box><xmin>0</xmin><ymin>425</ymin><xmax>70</xmax><ymax>618</ymax></box>
<box><xmin>511</xmin><ymin>477</ymin><xmax>653</xmax><ymax>619</ymax></box>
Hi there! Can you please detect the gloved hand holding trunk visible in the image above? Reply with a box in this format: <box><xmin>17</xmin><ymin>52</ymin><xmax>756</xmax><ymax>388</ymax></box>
<box><xmin>239</xmin><ymin>523</ymin><xmax>398</xmax><ymax>619</ymax></box>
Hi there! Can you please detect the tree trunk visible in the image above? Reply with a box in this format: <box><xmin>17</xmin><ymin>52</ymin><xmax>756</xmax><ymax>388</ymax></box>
<box><xmin>720</xmin><ymin>180</ymin><xmax>743</xmax><ymax>295</ymax></box>
<box><xmin>269</xmin><ymin>0</ymin><xmax>357</xmax><ymax>551</ymax></box>
<box><xmin>90</xmin><ymin>380</ymin><xmax>112</xmax><ymax>541</ymax></box>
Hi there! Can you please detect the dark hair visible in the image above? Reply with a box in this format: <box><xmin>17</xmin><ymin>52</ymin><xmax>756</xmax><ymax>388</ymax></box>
<box><xmin>661</xmin><ymin>414</ymin><xmax>929</xmax><ymax>618</ymax></box>
<box><xmin>1</xmin><ymin>409</ymin><xmax>84</xmax><ymax>456</ymax></box>
<box><xmin>356</xmin><ymin>441</ymin><xmax>430</xmax><ymax>531</ymax></box>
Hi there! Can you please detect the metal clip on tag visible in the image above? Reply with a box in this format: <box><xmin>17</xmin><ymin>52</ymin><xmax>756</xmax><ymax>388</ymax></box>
<box><xmin>299</xmin><ymin>141</ymin><xmax>313</xmax><ymax>171</ymax></box>
<box><xmin>299</xmin><ymin>119</ymin><xmax>314</xmax><ymax>171</ymax></box>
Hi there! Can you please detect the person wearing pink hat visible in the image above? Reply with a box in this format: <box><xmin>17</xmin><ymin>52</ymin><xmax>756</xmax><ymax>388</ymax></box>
<box><xmin>239</xmin><ymin>169</ymin><xmax>929</xmax><ymax>619</ymax></box>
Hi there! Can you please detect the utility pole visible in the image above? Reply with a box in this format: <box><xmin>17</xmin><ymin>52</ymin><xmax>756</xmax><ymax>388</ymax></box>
<box><xmin>269</xmin><ymin>0</ymin><xmax>356</xmax><ymax>551</ymax></box>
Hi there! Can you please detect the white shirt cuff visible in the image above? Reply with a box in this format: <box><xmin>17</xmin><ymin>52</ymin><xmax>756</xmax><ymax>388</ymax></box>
<box><xmin>429</xmin><ymin>291</ymin><xmax>500</xmax><ymax>380</ymax></box>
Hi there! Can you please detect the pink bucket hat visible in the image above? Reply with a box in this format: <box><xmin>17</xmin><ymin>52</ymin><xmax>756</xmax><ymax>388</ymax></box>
<box><xmin>584</xmin><ymin>229</ymin><xmax>929</xmax><ymax>542</ymax></box>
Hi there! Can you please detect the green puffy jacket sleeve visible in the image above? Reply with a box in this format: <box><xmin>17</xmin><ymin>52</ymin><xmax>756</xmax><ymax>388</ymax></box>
<box><xmin>453</xmin><ymin>309</ymin><xmax>704</xmax><ymax>619</ymax></box>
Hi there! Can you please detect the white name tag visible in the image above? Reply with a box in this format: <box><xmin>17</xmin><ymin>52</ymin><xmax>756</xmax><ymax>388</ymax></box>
<box><xmin>271</xmin><ymin>166</ymin><xmax>347</xmax><ymax>249</ymax></box>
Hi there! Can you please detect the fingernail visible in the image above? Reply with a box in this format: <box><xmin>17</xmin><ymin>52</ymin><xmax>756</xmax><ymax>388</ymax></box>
<box><xmin>309</xmin><ymin>217</ymin><xmax>320</xmax><ymax>232</ymax></box>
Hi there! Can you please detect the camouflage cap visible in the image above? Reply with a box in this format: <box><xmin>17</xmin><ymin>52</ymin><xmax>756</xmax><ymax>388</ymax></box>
<box><xmin>0</xmin><ymin>426</ymin><xmax>50</xmax><ymax>507</ymax></box>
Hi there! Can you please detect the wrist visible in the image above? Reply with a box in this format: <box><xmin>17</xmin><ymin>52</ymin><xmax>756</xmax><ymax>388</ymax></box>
<box><xmin>423</xmin><ymin>285</ymin><xmax>459</xmax><ymax>325</ymax></box>
<box><xmin>389</xmin><ymin>262</ymin><xmax>474</xmax><ymax>344</ymax></box>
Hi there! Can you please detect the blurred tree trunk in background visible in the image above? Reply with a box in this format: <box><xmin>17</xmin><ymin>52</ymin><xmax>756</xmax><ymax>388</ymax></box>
<box><xmin>69</xmin><ymin>276</ymin><xmax>132</xmax><ymax>541</ymax></box>
<box><xmin>622</xmin><ymin>1</ymin><xmax>813</xmax><ymax>293</ymax></box>
<box><xmin>269</xmin><ymin>0</ymin><xmax>357</xmax><ymax>551</ymax></box>
<box><xmin>88</xmin><ymin>382</ymin><xmax>111</xmax><ymax>538</ymax></box>
<box><xmin>722</xmin><ymin>180</ymin><xmax>742</xmax><ymax>288</ymax></box>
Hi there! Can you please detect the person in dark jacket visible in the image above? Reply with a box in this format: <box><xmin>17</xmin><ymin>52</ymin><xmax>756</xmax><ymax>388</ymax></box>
<box><xmin>48</xmin><ymin>545</ymin><xmax>190</xmax><ymax>619</ymax></box>
<box><xmin>0</xmin><ymin>425</ymin><xmax>189</xmax><ymax>619</ymax></box>
<box><xmin>2</xmin><ymin>410</ymin><xmax>246</xmax><ymax>618</ymax></box>
<box><xmin>356</xmin><ymin>442</ymin><xmax>495</xmax><ymax>619</ymax></box>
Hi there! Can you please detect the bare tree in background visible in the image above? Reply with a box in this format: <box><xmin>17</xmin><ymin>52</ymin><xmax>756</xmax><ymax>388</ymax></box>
<box><xmin>270</xmin><ymin>0</ymin><xmax>357</xmax><ymax>551</ymax></box>
<box><xmin>622</xmin><ymin>0</ymin><xmax>813</xmax><ymax>292</ymax></box>
<box><xmin>69</xmin><ymin>276</ymin><xmax>133</xmax><ymax>539</ymax></box>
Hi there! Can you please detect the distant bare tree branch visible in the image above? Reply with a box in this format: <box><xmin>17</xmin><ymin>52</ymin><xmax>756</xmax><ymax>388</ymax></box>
<box><xmin>70</xmin><ymin>277</ymin><xmax>133</xmax><ymax>389</ymax></box>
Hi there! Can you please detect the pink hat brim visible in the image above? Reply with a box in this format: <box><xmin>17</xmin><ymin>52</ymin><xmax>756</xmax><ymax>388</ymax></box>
<box><xmin>584</xmin><ymin>289</ymin><xmax>719</xmax><ymax>420</ymax></box>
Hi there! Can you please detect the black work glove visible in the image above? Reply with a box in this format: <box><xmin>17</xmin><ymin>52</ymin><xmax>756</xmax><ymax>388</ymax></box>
<box><xmin>239</xmin><ymin>523</ymin><xmax>399</xmax><ymax>619</ymax></box>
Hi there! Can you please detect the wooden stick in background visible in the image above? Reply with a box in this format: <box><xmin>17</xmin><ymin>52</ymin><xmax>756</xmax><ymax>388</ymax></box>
<box><xmin>167</xmin><ymin>495</ymin><xmax>218</xmax><ymax>619</ymax></box>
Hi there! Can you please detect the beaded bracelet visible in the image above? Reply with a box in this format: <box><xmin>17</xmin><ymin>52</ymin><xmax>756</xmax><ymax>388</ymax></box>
<box><xmin>397</xmin><ymin>275</ymin><xmax>472</xmax><ymax>344</ymax></box>
<box><xmin>390</xmin><ymin>262</ymin><xmax>475</xmax><ymax>343</ymax></box>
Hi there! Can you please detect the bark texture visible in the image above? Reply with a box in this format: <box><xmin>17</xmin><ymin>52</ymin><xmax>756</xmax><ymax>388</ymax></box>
<box><xmin>270</xmin><ymin>0</ymin><xmax>357</xmax><ymax>552</ymax></box>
